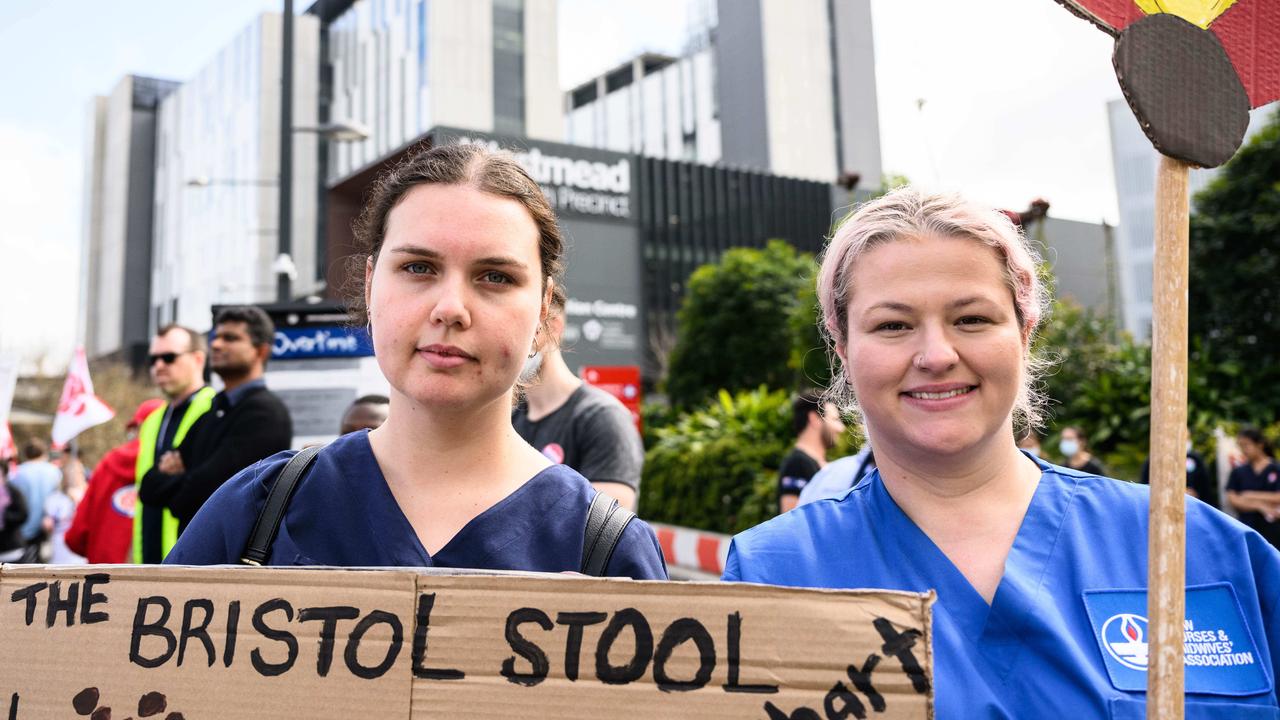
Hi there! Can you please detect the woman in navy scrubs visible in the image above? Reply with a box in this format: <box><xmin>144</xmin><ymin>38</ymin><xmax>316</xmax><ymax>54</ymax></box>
<box><xmin>723</xmin><ymin>188</ymin><xmax>1280</xmax><ymax>717</ymax></box>
<box><xmin>167</xmin><ymin>143</ymin><xmax>666</xmax><ymax>580</ymax></box>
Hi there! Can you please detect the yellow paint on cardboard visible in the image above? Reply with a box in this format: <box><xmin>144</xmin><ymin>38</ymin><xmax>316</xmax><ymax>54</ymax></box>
<box><xmin>1135</xmin><ymin>0</ymin><xmax>1238</xmax><ymax>28</ymax></box>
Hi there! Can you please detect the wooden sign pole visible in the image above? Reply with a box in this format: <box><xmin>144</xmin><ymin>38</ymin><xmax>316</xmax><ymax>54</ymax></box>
<box><xmin>1147</xmin><ymin>155</ymin><xmax>1191</xmax><ymax>719</ymax></box>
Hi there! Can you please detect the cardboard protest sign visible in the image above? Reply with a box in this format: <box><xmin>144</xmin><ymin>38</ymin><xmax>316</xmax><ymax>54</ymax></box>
<box><xmin>0</xmin><ymin>565</ymin><xmax>935</xmax><ymax>719</ymax></box>
<box><xmin>1053</xmin><ymin>0</ymin><xmax>1280</xmax><ymax>167</ymax></box>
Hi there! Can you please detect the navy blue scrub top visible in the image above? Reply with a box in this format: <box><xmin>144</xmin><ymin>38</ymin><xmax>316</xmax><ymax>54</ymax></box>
<box><xmin>725</xmin><ymin>455</ymin><xmax>1280</xmax><ymax>719</ymax></box>
<box><xmin>166</xmin><ymin>430</ymin><xmax>668</xmax><ymax>580</ymax></box>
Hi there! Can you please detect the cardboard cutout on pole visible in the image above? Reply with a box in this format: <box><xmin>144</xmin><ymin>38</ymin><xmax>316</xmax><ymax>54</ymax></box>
<box><xmin>1050</xmin><ymin>1</ymin><xmax>1279</xmax><ymax>717</ymax></box>
<box><xmin>1054</xmin><ymin>0</ymin><xmax>1279</xmax><ymax>166</ymax></box>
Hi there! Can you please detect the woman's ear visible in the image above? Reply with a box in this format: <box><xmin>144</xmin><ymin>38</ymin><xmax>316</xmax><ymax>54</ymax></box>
<box><xmin>537</xmin><ymin>279</ymin><xmax>555</xmax><ymax>351</ymax></box>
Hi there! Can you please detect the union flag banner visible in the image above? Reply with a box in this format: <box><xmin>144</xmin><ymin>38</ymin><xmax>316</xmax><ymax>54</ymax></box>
<box><xmin>50</xmin><ymin>347</ymin><xmax>114</xmax><ymax>446</ymax></box>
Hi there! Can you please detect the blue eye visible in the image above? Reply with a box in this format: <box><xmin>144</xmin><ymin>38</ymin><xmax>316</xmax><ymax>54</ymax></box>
<box><xmin>403</xmin><ymin>262</ymin><xmax>431</xmax><ymax>275</ymax></box>
<box><xmin>481</xmin><ymin>270</ymin><xmax>513</xmax><ymax>284</ymax></box>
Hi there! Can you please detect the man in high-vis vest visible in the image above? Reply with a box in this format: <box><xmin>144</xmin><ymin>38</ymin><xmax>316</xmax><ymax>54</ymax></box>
<box><xmin>133</xmin><ymin>324</ymin><xmax>214</xmax><ymax>563</ymax></box>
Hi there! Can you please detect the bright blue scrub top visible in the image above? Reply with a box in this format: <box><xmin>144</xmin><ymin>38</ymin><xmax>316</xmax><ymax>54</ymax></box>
<box><xmin>724</xmin><ymin>455</ymin><xmax>1280</xmax><ymax>719</ymax></box>
<box><xmin>166</xmin><ymin>430</ymin><xmax>668</xmax><ymax>579</ymax></box>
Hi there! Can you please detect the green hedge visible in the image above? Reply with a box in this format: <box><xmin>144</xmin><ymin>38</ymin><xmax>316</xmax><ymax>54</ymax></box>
<box><xmin>640</xmin><ymin>387</ymin><xmax>792</xmax><ymax>534</ymax></box>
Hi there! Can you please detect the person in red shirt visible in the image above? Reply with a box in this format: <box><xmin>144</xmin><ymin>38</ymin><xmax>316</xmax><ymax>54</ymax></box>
<box><xmin>65</xmin><ymin>399</ymin><xmax>164</xmax><ymax>563</ymax></box>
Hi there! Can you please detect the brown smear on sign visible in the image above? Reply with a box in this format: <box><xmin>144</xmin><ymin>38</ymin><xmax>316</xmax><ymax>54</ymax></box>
<box><xmin>0</xmin><ymin>565</ymin><xmax>934</xmax><ymax>720</ymax></box>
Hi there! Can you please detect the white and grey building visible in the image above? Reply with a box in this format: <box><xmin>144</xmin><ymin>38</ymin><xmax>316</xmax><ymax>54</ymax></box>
<box><xmin>84</xmin><ymin>0</ymin><xmax>561</xmax><ymax>348</ymax></box>
<box><xmin>1107</xmin><ymin>98</ymin><xmax>1274</xmax><ymax>340</ymax></box>
<box><xmin>150</xmin><ymin>12</ymin><xmax>323</xmax><ymax>333</ymax></box>
<box><xmin>80</xmin><ymin>75</ymin><xmax>179</xmax><ymax>364</ymax></box>
<box><xmin>564</xmin><ymin>0</ymin><xmax>882</xmax><ymax>184</ymax></box>
<box><xmin>318</xmin><ymin>0</ymin><xmax>562</xmax><ymax>185</ymax></box>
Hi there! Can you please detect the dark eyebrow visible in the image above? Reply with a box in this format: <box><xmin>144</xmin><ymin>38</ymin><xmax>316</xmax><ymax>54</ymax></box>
<box><xmin>386</xmin><ymin>245</ymin><xmax>529</xmax><ymax>271</ymax></box>
<box><xmin>386</xmin><ymin>245</ymin><xmax>441</xmax><ymax>259</ymax></box>
<box><xmin>474</xmin><ymin>256</ymin><xmax>530</xmax><ymax>270</ymax></box>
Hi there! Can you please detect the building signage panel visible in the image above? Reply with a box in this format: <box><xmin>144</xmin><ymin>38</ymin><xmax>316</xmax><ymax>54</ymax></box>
<box><xmin>271</xmin><ymin>325</ymin><xmax>374</xmax><ymax>360</ymax></box>
<box><xmin>433</xmin><ymin>127</ymin><xmax>633</xmax><ymax>222</ymax></box>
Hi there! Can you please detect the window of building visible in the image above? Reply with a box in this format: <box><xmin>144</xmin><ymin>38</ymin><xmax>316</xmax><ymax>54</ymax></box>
<box><xmin>493</xmin><ymin>0</ymin><xmax>525</xmax><ymax>136</ymax></box>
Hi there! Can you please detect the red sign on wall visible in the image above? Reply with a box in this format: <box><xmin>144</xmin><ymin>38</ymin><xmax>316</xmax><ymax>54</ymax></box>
<box><xmin>581</xmin><ymin>365</ymin><xmax>642</xmax><ymax>433</ymax></box>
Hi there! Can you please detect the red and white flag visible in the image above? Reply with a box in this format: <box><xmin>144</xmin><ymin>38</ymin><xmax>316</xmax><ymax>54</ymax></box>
<box><xmin>51</xmin><ymin>347</ymin><xmax>115</xmax><ymax>446</ymax></box>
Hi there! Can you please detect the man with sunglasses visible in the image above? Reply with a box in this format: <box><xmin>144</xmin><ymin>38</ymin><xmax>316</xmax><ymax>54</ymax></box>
<box><xmin>138</xmin><ymin>306</ymin><xmax>292</xmax><ymax>552</ymax></box>
<box><xmin>133</xmin><ymin>324</ymin><xmax>215</xmax><ymax>563</ymax></box>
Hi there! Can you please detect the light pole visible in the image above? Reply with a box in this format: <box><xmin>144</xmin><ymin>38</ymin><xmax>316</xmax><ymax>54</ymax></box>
<box><xmin>277</xmin><ymin>0</ymin><xmax>368</xmax><ymax>304</ymax></box>
<box><xmin>278</xmin><ymin>0</ymin><xmax>294</xmax><ymax>303</ymax></box>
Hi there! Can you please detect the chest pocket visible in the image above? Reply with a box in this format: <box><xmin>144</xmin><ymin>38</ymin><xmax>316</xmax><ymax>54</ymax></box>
<box><xmin>1111</xmin><ymin>697</ymin><xmax>1279</xmax><ymax>719</ymax></box>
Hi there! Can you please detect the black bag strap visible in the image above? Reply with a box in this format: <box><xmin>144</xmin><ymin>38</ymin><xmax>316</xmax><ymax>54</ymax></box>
<box><xmin>240</xmin><ymin>445</ymin><xmax>324</xmax><ymax>566</ymax></box>
<box><xmin>580</xmin><ymin>492</ymin><xmax>635</xmax><ymax>576</ymax></box>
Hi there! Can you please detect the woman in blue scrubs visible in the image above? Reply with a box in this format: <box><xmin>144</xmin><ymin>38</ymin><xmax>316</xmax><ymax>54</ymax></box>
<box><xmin>723</xmin><ymin>188</ymin><xmax>1280</xmax><ymax>717</ymax></box>
<box><xmin>166</xmin><ymin>143</ymin><xmax>666</xmax><ymax>580</ymax></box>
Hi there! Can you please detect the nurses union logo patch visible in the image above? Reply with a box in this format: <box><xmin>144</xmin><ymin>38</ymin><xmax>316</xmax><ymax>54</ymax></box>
<box><xmin>1102</xmin><ymin>613</ymin><xmax>1150</xmax><ymax>670</ymax></box>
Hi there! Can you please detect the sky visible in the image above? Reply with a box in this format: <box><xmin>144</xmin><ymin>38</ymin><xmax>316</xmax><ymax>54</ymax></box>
<box><xmin>1</xmin><ymin>0</ymin><xmax>1125</xmax><ymax>371</ymax></box>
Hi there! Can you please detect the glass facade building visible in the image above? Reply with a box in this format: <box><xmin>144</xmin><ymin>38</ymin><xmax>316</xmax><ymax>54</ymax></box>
<box><xmin>150</xmin><ymin>13</ymin><xmax>321</xmax><ymax>333</ymax></box>
<box><xmin>564</xmin><ymin>0</ymin><xmax>882</xmax><ymax>185</ymax></box>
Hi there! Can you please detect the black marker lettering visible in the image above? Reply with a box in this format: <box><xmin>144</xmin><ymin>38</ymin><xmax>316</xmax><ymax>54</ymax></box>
<box><xmin>9</xmin><ymin>582</ymin><xmax>47</xmax><ymax>626</ymax></box>
<box><xmin>501</xmin><ymin>607</ymin><xmax>553</xmax><ymax>686</ymax></box>
<box><xmin>653</xmin><ymin>618</ymin><xmax>715</xmax><ymax>692</ymax></box>
<box><xmin>412</xmin><ymin>593</ymin><xmax>464</xmax><ymax>680</ymax></box>
<box><xmin>7</xmin><ymin>692</ymin><xmax>16</xmax><ymax>720</ymax></box>
<box><xmin>177</xmin><ymin>599</ymin><xmax>216</xmax><ymax>667</ymax></box>
<box><xmin>872</xmin><ymin>618</ymin><xmax>929</xmax><ymax>694</ymax></box>
<box><xmin>130</xmin><ymin>596</ymin><xmax>176</xmax><ymax>668</ymax></box>
<box><xmin>595</xmin><ymin>608</ymin><xmax>653</xmax><ymax>685</ymax></box>
<box><xmin>344</xmin><ymin>610</ymin><xmax>403</xmax><ymax>680</ymax></box>
<box><xmin>763</xmin><ymin>702</ymin><xmax>822</xmax><ymax>720</ymax></box>
<box><xmin>45</xmin><ymin>580</ymin><xmax>78</xmax><ymax>627</ymax></box>
<box><xmin>845</xmin><ymin>654</ymin><xmax>884</xmax><ymax>712</ymax></box>
<box><xmin>299</xmin><ymin>606</ymin><xmax>360</xmax><ymax>677</ymax></box>
<box><xmin>250</xmin><ymin>599</ymin><xmax>298</xmax><ymax>677</ymax></box>
<box><xmin>223</xmin><ymin>600</ymin><xmax>240</xmax><ymax>668</ymax></box>
<box><xmin>722</xmin><ymin>612</ymin><xmax>778</xmax><ymax>694</ymax></box>
<box><xmin>556</xmin><ymin>611</ymin><xmax>607</xmax><ymax>682</ymax></box>
<box><xmin>823</xmin><ymin>680</ymin><xmax>867</xmax><ymax>719</ymax></box>
<box><xmin>81</xmin><ymin>574</ymin><xmax>109</xmax><ymax>624</ymax></box>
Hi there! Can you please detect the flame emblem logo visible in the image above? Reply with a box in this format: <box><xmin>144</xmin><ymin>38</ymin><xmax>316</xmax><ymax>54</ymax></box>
<box><xmin>1102</xmin><ymin>613</ymin><xmax>1151</xmax><ymax>670</ymax></box>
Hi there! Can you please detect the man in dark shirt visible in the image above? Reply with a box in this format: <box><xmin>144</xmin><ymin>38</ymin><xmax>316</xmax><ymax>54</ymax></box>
<box><xmin>513</xmin><ymin>294</ymin><xmax>642</xmax><ymax>509</ymax></box>
<box><xmin>778</xmin><ymin>391</ymin><xmax>845</xmax><ymax>513</ymax></box>
<box><xmin>139</xmin><ymin>306</ymin><xmax>292</xmax><ymax>531</ymax></box>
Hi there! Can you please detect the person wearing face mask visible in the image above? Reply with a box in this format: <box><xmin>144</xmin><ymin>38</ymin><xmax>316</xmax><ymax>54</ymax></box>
<box><xmin>164</xmin><ymin>143</ymin><xmax>665</xmax><ymax>579</ymax></box>
<box><xmin>65</xmin><ymin>399</ymin><xmax>165</xmax><ymax>563</ymax></box>
<box><xmin>723</xmin><ymin>188</ymin><xmax>1280</xmax><ymax>717</ymax></box>
<box><xmin>1058</xmin><ymin>425</ymin><xmax>1105</xmax><ymax>475</ymax></box>
<box><xmin>512</xmin><ymin>294</ymin><xmax>642</xmax><ymax>510</ymax></box>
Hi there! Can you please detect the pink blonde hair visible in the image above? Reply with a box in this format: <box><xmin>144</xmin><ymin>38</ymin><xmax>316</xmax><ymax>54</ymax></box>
<box><xmin>816</xmin><ymin>187</ymin><xmax>1051</xmax><ymax>430</ymax></box>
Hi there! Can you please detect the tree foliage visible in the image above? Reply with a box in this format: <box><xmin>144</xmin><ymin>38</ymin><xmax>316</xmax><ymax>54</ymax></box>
<box><xmin>664</xmin><ymin>241</ymin><xmax>816</xmax><ymax>407</ymax></box>
<box><xmin>640</xmin><ymin>387</ymin><xmax>791</xmax><ymax>534</ymax></box>
<box><xmin>1188</xmin><ymin>107</ymin><xmax>1280</xmax><ymax>425</ymax></box>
